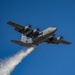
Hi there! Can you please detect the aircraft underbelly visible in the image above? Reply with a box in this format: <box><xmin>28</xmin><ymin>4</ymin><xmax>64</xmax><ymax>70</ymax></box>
<box><xmin>33</xmin><ymin>33</ymin><xmax>52</xmax><ymax>45</ymax></box>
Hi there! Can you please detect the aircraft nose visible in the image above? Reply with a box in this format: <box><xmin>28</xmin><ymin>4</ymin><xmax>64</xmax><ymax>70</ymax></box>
<box><xmin>52</xmin><ymin>27</ymin><xmax>57</xmax><ymax>32</ymax></box>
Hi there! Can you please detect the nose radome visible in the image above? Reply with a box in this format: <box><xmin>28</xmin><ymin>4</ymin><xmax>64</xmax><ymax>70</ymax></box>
<box><xmin>52</xmin><ymin>27</ymin><xmax>57</xmax><ymax>32</ymax></box>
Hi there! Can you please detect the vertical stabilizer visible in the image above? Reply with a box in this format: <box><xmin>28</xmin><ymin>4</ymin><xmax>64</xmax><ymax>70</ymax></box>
<box><xmin>21</xmin><ymin>34</ymin><xmax>28</xmax><ymax>43</ymax></box>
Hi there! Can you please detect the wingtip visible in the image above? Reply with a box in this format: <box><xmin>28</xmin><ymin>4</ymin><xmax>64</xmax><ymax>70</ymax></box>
<box><xmin>7</xmin><ymin>21</ymin><xmax>11</xmax><ymax>24</ymax></box>
<box><xmin>11</xmin><ymin>40</ymin><xmax>16</xmax><ymax>42</ymax></box>
<box><xmin>11</xmin><ymin>40</ymin><xmax>14</xmax><ymax>43</ymax></box>
<box><xmin>68</xmin><ymin>42</ymin><xmax>72</xmax><ymax>45</ymax></box>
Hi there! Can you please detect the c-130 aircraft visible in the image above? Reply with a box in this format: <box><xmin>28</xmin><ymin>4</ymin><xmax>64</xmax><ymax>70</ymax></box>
<box><xmin>7</xmin><ymin>21</ymin><xmax>71</xmax><ymax>47</ymax></box>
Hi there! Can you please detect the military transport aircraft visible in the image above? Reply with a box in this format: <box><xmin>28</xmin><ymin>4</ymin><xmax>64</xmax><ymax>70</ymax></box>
<box><xmin>7</xmin><ymin>21</ymin><xmax>71</xmax><ymax>47</ymax></box>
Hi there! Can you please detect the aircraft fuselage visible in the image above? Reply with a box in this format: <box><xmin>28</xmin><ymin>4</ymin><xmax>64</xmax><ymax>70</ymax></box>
<box><xmin>32</xmin><ymin>27</ymin><xmax>57</xmax><ymax>45</ymax></box>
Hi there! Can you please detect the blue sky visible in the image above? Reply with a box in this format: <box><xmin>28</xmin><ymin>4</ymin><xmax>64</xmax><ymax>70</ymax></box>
<box><xmin>0</xmin><ymin>0</ymin><xmax>75</xmax><ymax>75</ymax></box>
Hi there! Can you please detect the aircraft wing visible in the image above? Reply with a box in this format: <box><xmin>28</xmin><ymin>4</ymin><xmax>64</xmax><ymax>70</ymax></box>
<box><xmin>46</xmin><ymin>38</ymin><xmax>71</xmax><ymax>45</ymax></box>
<box><xmin>7</xmin><ymin>21</ymin><xmax>40</xmax><ymax>38</ymax></box>
<box><xmin>7</xmin><ymin>21</ymin><xmax>24</xmax><ymax>30</ymax></box>
<box><xmin>59</xmin><ymin>40</ymin><xmax>71</xmax><ymax>45</ymax></box>
<box><xmin>11</xmin><ymin>40</ymin><xmax>33</xmax><ymax>47</ymax></box>
<box><xmin>7</xmin><ymin>21</ymin><xmax>33</xmax><ymax>35</ymax></box>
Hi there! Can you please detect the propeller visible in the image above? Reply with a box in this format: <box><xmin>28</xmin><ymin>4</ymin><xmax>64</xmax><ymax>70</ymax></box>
<box><xmin>57</xmin><ymin>36</ymin><xmax>64</xmax><ymax>40</ymax></box>
<box><xmin>60</xmin><ymin>36</ymin><xmax>64</xmax><ymax>39</ymax></box>
<box><xmin>28</xmin><ymin>25</ymin><xmax>32</xmax><ymax>28</ymax></box>
<box><xmin>25</xmin><ymin>24</ymin><xmax>32</xmax><ymax>29</ymax></box>
<box><xmin>53</xmin><ymin>34</ymin><xmax>55</xmax><ymax>37</ymax></box>
<box><xmin>36</xmin><ymin>28</ymin><xmax>40</xmax><ymax>31</ymax></box>
<box><xmin>33</xmin><ymin>28</ymin><xmax>40</xmax><ymax>32</ymax></box>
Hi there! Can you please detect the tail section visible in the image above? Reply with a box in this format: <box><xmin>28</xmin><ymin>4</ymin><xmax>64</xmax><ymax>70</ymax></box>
<box><xmin>11</xmin><ymin>40</ymin><xmax>33</xmax><ymax>47</ymax></box>
<box><xmin>11</xmin><ymin>34</ymin><xmax>34</xmax><ymax>47</ymax></box>
<box><xmin>21</xmin><ymin>34</ymin><xmax>28</xmax><ymax>43</ymax></box>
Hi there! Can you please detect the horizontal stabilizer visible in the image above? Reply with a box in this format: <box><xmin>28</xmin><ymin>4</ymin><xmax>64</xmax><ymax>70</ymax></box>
<box><xmin>11</xmin><ymin>40</ymin><xmax>33</xmax><ymax>47</ymax></box>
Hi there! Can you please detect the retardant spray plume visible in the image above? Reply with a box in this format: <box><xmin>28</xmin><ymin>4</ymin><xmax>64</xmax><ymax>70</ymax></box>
<box><xmin>0</xmin><ymin>46</ymin><xmax>36</xmax><ymax>75</ymax></box>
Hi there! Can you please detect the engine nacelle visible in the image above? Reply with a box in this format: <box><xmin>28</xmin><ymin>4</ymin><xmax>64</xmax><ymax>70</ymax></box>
<box><xmin>33</xmin><ymin>28</ymin><xmax>40</xmax><ymax>32</ymax></box>
<box><xmin>57</xmin><ymin>36</ymin><xmax>63</xmax><ymax>40</ymax></box>
<box><xmin>25</xmin><ymin>25</ymin><xmax>32</xmax><ymax>29</ymax></box>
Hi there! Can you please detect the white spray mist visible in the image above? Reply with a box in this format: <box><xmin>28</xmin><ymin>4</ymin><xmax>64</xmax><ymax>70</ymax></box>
<box><xmin>0</xmin><ymin>47</ymin><xmax>36</xmax><ymax>75</ymax></box>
